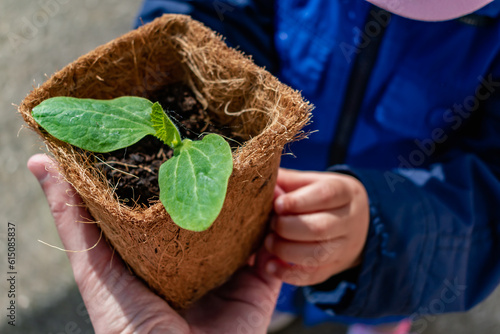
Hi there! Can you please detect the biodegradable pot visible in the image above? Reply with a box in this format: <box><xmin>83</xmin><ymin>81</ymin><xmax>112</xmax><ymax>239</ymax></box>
<box><xmin>19</xmin><ymin>14</ymin><xmax>311</xmax><ymax>310</ymax></box>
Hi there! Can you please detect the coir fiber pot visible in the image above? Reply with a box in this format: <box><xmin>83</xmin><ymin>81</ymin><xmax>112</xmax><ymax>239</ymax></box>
<box><xmin>19</xmin><ymin>14</ymin><xmax>312</xmax><ymax>310</ymax></box>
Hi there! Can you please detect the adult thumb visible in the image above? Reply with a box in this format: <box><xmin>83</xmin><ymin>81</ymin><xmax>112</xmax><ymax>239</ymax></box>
<box><xmin>27</xmin><ymin>154</ymin><xmax>101</xmax><ymax>259</ymax></box>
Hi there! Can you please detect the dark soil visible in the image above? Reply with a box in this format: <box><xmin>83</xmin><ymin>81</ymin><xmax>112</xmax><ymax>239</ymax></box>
<box><xmin>97</xmin><ymin>83</ymin><xmax>241</xmax><ymax>207</ymax></box>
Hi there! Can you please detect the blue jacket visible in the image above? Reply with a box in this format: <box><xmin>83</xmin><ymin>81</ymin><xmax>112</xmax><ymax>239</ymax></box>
<box><xmin>135</xmin><ymin>0</ymin><xmax>500</xmax><ymax>325</ymax></box>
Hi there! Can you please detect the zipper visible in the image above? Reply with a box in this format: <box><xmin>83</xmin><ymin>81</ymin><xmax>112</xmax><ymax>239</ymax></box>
<box><xmin>328</xmin><ymin>7</ymin><xmax>391</xmax><ymax>166</ymax></box>
<box><xmin>458</xmin><ymin>13</ymin><xmax>496</xmax><ymax>27</ymax></box>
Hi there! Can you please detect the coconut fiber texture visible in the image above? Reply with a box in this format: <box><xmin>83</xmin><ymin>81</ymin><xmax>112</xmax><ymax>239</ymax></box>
<box><xmin>19</xmin><ymin>14</ymin><xmax>312</xmax><ymax>310</ymax></box>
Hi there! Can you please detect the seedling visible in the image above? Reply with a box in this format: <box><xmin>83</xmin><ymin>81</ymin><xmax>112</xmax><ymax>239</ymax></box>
<box><xmin>32</xmin><ymin>96</ymin><xmax>233</xmax><ymax>232</ymax></box>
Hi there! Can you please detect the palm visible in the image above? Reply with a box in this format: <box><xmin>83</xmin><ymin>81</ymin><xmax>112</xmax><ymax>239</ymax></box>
<box><xmin>28</xmin><ymin>154</ymin><xmax>280</xmax><ymax>334</ymax></box>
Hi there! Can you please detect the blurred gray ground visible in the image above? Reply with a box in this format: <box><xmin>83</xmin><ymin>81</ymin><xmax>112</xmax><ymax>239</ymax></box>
<box><xmin>0</xmin><ymin>0</ymin><xmax>499</xmax><ymax>333</ymax></box>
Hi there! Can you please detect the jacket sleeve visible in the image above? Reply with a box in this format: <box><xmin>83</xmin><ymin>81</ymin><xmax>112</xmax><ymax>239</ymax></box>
<box><xmin>305</xmin><ymin>75</ymin><xmax>500</xmax><ymax>320</ymax></box>
<box><xmin>134</xmin><ymin>0</ymin><xmax>278</xmax><ymax>73</ymax></box>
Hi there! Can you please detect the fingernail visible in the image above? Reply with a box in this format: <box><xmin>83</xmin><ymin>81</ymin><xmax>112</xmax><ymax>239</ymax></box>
<box><xmin>266</xmin><ymin>261</ymin><xmax>277</xmax><ymax>274</ymax></box>
<box><xmin>275</xmin><ymin>197</ymin><xmax>284</xmax><ymax>213</ymax></box>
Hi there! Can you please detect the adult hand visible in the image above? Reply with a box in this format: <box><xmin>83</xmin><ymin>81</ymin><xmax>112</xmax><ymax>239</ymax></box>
<box><xmin>265</xmin><ymin>168</ymin><xmax>370</xmax><ymax>286</ymax></box>
<box><xmin>28</xmin><ymin>154</ymin><xmax>281</xmax><ymax>334</ymax></box>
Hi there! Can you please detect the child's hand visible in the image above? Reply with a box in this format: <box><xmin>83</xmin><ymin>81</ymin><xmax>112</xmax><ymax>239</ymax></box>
<box><xmin>265</xmin><ymin>168</ymin><xmax>370</xmax><ymax>286</ymax></box>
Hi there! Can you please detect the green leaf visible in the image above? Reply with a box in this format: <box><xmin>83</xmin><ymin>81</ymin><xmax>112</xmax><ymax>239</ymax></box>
<box><xmin>159</xmin><ymin>134</ymin><xmax>233</xmax><ymax>231</ymax></box>
<box><xmin>32</xmin><ymin>96</ymin><xmax>156</xmax><ymax>152</ymax></box>
<box><xmin>151</xmin><ymin>102</ymin><xmax>182</xmax><ymax>148</ymax></box>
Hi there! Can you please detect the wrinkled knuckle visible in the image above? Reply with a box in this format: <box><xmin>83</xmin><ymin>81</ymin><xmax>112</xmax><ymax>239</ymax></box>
<box><xmin>312</xmin><ymin>243</ymin><xmax>333</xmax><ymax>264</ymax></box>
<box><xmin>308</xmin><ymin>219</ymin><xmax>329</xmax><ymax>238</ymax></box>
<box><xmin>49</xmin><ymin>201</ymin><xmax>68</xmax><ymax>221</ymax></box>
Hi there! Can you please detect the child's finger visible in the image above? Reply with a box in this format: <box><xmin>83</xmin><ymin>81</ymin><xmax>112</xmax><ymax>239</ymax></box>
<box><xmin>273</xmin><ymin>207</ymin><xmax>350</xmax><ymax>241</ymax></box>
<box><xmin>265</xmin><ymin>258</ymin><xmax>337</xmax><ymax>287</ymax></box>
<box><xmin>275</xmin><ymin>178</ymin><xmax>351</xmax><ymax>214</ymax></box>
<box><xmin>264</xmin><ymin>234</ymin><xmax>344</xmax><ymax>267</ymax></box>
<box><xmin>276</xmin><ymin>168</ymin><xmax>323</xmax><ymax>192</ymax></box>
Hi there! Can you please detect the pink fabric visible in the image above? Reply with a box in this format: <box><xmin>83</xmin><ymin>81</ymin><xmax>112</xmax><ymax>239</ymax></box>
<box><xmin>366</xmin><ymin>0</ymin><xmax>493</xmax><ymax>21</ymax></box>
<box><xmin>347</xmin><ymin>319</ymin><xmax>412</xmax><ymax>334</ymax></box>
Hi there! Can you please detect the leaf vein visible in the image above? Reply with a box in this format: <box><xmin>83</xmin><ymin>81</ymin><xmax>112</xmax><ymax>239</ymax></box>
<box><xmin>65</xmin><ymin>107</ymin><xmax>152</xmax><ymax>129</ymax></box>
